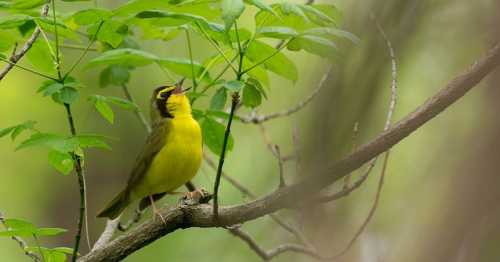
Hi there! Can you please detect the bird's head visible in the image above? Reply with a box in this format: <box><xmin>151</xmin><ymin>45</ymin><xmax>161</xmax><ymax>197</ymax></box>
<box><xmin>153</xmin><ymin>79</ymin><xmax>192</xmax><ymax>118</ymax></box>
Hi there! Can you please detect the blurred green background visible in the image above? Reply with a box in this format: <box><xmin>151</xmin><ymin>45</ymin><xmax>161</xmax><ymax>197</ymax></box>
<box><xmin>2</xmin><ymin>0</ymin><xmax>500</xmax><ymax>261</ymax></box>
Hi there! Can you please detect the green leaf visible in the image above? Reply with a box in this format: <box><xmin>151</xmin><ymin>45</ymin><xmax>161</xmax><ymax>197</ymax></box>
<box><xmin>99</xmin><ymin>66</ymin><xmax>130</xmax><ymax>88</ymax></box>
<box><xmin>210</xmin><ymin>88</ymin><xmax>227</xmax><ymax>110</ymax></box>
<box><xmin>16</xmin><ymin>133</ymin><xmax>70</xmax><ymax>152</ymax></box>
<box><xmin>221</xmin><ymin>0</ymin><xmax>245</xmax><ymax>30</ymax></box>
<box><xmin>288</xmin><ymin>35</ymin><xmax>337</xmax><ymax>58</ymax></box>
<box><xmin>223</xmin><ymin>80</ymin><xmax>244</xmax><ymax>92</ymax></box>
<box><xmin>157</xmin><ymin>58</ymin><xmax>210</xmax><ymax>81</ymax></box>
<box><xmin>304</xmin><ymin>27</ymin><xmax>360</xmax><ymax>45</ymax></box>
<box><xmin>10</xmin><ymin>120</ymin><xmax>37</xmax><ymax>140</ymax></box>
<box><xmin>242</xmin><ymin>82</ymin><xmax>261</xmax><ymax>108</ymax></box>
<box><xmin>244</xmin><ymin>59</ymin><xmax>269</xmax><ymax>87</ymax></box>
<box><xmin>51</xmin><ymin>247</ymin><xmax>74</xmax><ymax>255</ymax></box>
<box><xmin>135</xmin><ymin>11</ymin><xmax>224</xmax><ymax>35</ymax></box>
<box><xmin>87</xmin><ymin>48</ymin><xmax>158</xmax><ymax>68</ymax></box>
<box><xmin>88</xmin><ymin>20</ymin><xmax>128</xmax><ymax>48</ymax></box>
<box><xmin>0</xmin><ymin>15</ymin><xmax>32</xmax><ymax>29</ymax></box>
<box><xmin>106</xmin><ymin>96</ymin><xmax>139</xmax><ymax>111</ymax></box>
<box><xmin>35</xmin><ymin>17</ymin><xmax>80</xmax><ymax>42</ymax></box>
<box><xmin>246</xmin><ymin>40</ymin><xmax>298</xmax><ymax>81</ymax></box>
<box><xmin>95</xmin><ymin>99</ymin><xmax>114</xmax><ymax>123</ymax></box>
<box><xmin>48</xmin><ymin>150</ymin><xmax>74</xmax><ymax>175</ymax></box>
<box><xmin>38</xmin><ymin>81</ymin><xmax>64</xmax><ymax>96</ymax></box>
<box><xmin>201</xmin><ymin>116</ymin><xmax>234</xmax><ymax>155</ymax></box>
<box><xmin>73</xmin><ymin>135</ymin><xmax>111</xmax><ymax>150</ymax></box>
<box><xmin>11</xmin><ymin>0</ymin><xmax>45</xmax><ymax>9</ymax></box>
<box><xmin>257</xmin><ymin>26</ymin><xmax>298</xmax><ymax>39</ymax></box>
<box><xmin>4</xmin><ymin>219</ymin><xmax>35</xmax><ymax>231</ymax></box>
<box><xmin>35</xmin><ymin>227</ymin><xmax>67</xmax><ymax>236</ymax></box>
<box><xmin>27</xmin><ymin>40</ymin><xmax>57</xmax><ymax>75</ymax></box>
<box><xmin>305</xmin><ymin>4</ymin><xmax>342</xmax><ymax>26</ymax></box>
<box><xmin>299</xmin><ymin>4</ymin><xmax>336</xmax><ymax>25</ymax></box>
<box><xmin>0</xmin><ymin>126</ymin><xmax>16</xmax><ymax>138</ymax></box>
<box><xmin>0</xmin><ymin>230</ymin><xmax>34</xmax><ymax>237</ymax></box>
<box><xmin>46</xmin><ymin>252</ymin><xmax>67</xmax><ymax>262</ymax></box>
<box><xmin>244</xmin><ymin>0</ymin><xmax>276</xmax><ymax>16</ymax></box>
<box><xmin>281</xmin><ymin>2</ymin><xmax>308</xmax><ymax>21</ymax></box>
<box><xmin>247</xmin><ymin>78</ymin><xmax>267</xmax><ymax>98</ymax></box>
<box><xmin>114</xmin><ymin>0</ymin><xmax>222</xmax><ymax>21</ymax></box>
<box><xmin>53</xmin><ymin>86</ymin><xmax>80</xmax><ymax>105</ymax></box>
<box><xmin>70</xmin><ymin>9</ymin><xmax>112</xmax><ymax>26</ymax></box>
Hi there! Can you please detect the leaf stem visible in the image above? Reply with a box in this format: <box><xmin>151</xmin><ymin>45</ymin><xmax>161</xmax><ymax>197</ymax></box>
<box><xmin>185</xmin><ymin>29</ymin><xmax>198</xmax><ymax>91</ymax></box>
<box><xmin>195</xmin><ymin>22</ymin><xmax>238</xmax><ymax>74</ymax></box>
<box><xmin>121</xmin><ymin>84</ymin><xmax>152</xmax><ymax>133</ymax></box>
<box><xmin>50</xmin><ymin>0</ymin><xmax>62</xmax><ymax>79</ymax></box>
<box><xmin>191</xmin><ymin>54</ymin><xmax>239</xmax><ymax>105</ymax></box>
<box><xmin>33</xmin><ymin>235</ymin><xmax>45</xmax><ymax>262</ymax></box>
<box><xmin>234</xmin><ymin>21</ymin><xmax>244</xmax><ymax>80</ymax></box>
<box><xmin>241</xmin><ymin>38</ymin><xmax>293</xmax><ymax>75</ymax></box>
<box><xmin>63</xmin><ymin>20</ymin><xmax>104</xmax><ymax>81</ymax></box>
<box><xmin>0</xmin><ymin>58</ymin><xmax>58</xmax><ymax>81</ymax></box>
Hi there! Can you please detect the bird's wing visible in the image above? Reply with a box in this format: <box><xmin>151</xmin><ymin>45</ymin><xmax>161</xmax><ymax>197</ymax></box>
<box><xmin>124</xmin><ymin>119</ymin><xmax>170</xmax><ymax>196</ymax></box>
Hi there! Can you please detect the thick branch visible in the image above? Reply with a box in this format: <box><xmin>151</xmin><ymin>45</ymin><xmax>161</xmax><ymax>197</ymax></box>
<box><xmin>79</xmin><ymin>43</ymin><xmax>500</xmax><ymax>262</ymax></box>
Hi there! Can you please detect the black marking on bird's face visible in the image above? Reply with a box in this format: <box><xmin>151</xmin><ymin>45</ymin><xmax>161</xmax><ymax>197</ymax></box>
<box><xmin>154</xmin><ymin>86</ymin><xmax>175</xmax><ymax>118</ymax></box>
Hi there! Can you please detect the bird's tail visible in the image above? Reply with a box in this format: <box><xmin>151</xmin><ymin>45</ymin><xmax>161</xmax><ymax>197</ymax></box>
<box><xmin>96</xmin><ymin>190</ymin><xmax>130</xmax><ymax>219</ymax></box>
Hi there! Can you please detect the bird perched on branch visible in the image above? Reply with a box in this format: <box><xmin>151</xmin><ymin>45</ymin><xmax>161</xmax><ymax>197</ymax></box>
<box><xmin>97</xmin><ymin>79</ymin><xmax>203</xmax><ymax>221</ymax></box>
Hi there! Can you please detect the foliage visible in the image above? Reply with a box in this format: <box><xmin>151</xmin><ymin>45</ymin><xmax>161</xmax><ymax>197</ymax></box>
<box><xmin>0</xmin><ymin>217</ymin><xmax>72</xmax><ymax>262</ymax></box>
<box><xmin>0</xmin><ymin>0</ymin><xmax>356</xmax><ymax>259</ymax></box>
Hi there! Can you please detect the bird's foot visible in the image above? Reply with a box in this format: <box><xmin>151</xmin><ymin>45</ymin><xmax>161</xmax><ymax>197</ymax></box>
<box><xmin>149</xmin><ymin>195</ymin><xmax>166</xmax><ymax>224</ymax></box>
<box><xmin>179</xmin><ymin>188</ymin><xmax>212</xmax><ymax>206</ymax></box>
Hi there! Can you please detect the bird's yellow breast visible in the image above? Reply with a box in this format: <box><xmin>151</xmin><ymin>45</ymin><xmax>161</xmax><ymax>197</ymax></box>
<box><xmin>133</xmin><ymin>116</ymin><xmax>202</xmax><ymax>198</ymax></box>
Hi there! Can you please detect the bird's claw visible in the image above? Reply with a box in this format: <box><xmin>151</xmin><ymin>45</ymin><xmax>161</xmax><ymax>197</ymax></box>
<box><xmin>179</xmin><ymin>188</ymin><xmax>212</xmax><ymax>206</ymax></box>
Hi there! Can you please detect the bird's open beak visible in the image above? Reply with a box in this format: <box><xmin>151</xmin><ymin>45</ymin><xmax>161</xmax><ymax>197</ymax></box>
<box><xmin>173</xmin><ymin>78</ymin><xmax>185</xmax><ymax>94</ymax></box>
<box><xmin>174</xmin><ymin>78</ymin><xmax>192</xmax><ymax>94</ymax></box>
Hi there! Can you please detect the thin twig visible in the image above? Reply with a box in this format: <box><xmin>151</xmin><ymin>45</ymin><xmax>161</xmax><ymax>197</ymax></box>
<box><xmin>60</xmin><ymin>44</ymin><xmax>98</xmax><ymax>52</ymax></box>
<box><xmin>274</xmin><ymin>145</ymin><xmax>285</xmax><ymax>188</ymax></box>
<box><xmin>51</xmin><ymin>0</ymin><xmax>62</xmax><ymax>79</ymax></box>
<box><xmin>0</xmin><ymin>57</ymin><xmax>58</xmax><ymax>81</ymax></box>
<box><xmin>213</xmin><ymin>93</ymin><xmax>240</xmax><ymax>220</ymax></box>
<box><xmin>227</xmin><ymin>226</ymin><xmax>322</xmax><ymax>261</ymax></box>
<box><xmin>122</xmin><ymin>84</ymin><xmax>152</xmax><ymax>133</ymax></box>
<box><xmin>0</xmin><ymin>4</ymin><xmax>50</xmax><ymax>81</ymax></box>
<box><xmin>195</xmin><ymin>22</ymin><xmax>238</xmax><ymax>74</ymax></box>
<box><xmin>185</xmin><ymin>29</ymin><xmax>198</xmax><ymax>90</ymax></box>
<box><xmin>332</xmin><ymin>13</ymin><xmax>398</xmax><ymax>258</ymax></box>
<box><xmin>0</xmin><ymin>211</ymin><xmax>40</xmax><ymax>261</ymax></box>
<box><xmin>203</xmin><ymin>153</ymin><xmax>312</xmax><ymax>247</ymax></box>
<box><xmin>241</xmin><ymin>38</ymin><xmax>293</xmax><ymax>75</ymax></box>
<box><xmin>343</xmin><ymin>122</ymin><xmax>359</xmax><ymax>189</ymax></box>
<box><xmin>239</xmin><ymin>66</ymin><xmax>331</xmax><ymax>124</ymax></box>
<box><xmin>64</xmin><ymin>20</ymin><xmax>104</xmax><ymax>80</ymax></box>
<box><xmin>65</xmin><ymin>104</ymin><xmax>87</xmax><ymax>262</ymax></box>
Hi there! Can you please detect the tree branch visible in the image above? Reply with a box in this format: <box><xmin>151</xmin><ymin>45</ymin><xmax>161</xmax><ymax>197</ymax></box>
<box><xmin>0</xmin><ymin>4</ymin><xmax>50</xmax><ymax>81</ymax></box>
<box><xmin>79</xmin><ymin>42</ymin><xmax>500</xmax><ymax>262</ymax></box>
<box><xmin>239</xmin><ymin>67</ymin><xmax>329</xmax><ymax>124</ymax></box>
<box><xmin>227</xmin><ymin>226</ymin><xmax>320</xmax><ymax>261</ymax></box>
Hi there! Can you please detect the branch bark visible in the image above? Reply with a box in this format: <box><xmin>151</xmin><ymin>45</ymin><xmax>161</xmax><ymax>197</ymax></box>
<box><xmin>79</xmin><ymin>43</ymin><xmax>500</xmax><ymax>262</ymax></box>
<box><xmin>0</xmin><ymin>4</ymin><xmax>50</xmax><ymax>81</ymax></box>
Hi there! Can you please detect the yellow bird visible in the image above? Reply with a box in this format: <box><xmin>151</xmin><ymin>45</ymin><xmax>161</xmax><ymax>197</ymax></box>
<box><xmin>97</xmin><ymin>80</ymin><xmax>203</xmax><ymax>220</ymax></box>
